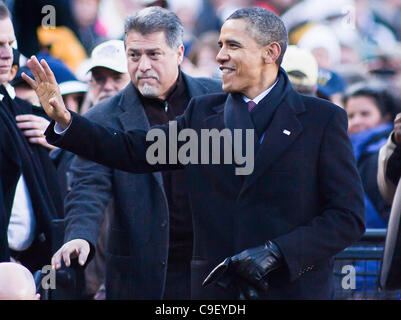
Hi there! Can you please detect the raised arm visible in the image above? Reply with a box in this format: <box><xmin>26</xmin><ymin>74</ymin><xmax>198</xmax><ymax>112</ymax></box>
<box><xmin>22</xmin><ymin>56</ymin><xmax>71</xmax><ymax>129</ymax></box>
<box><xmin>24</xmin><ymin>55</ymin><xmax>186</xmax><ymax>174</ymax></box>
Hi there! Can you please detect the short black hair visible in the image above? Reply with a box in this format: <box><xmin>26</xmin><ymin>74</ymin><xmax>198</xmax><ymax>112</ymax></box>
<box><xmin>226</xmin><ymin>7</ymin><xmax>288</xmax><ymax>66</ymax></box>
<box><xmin>343</xmin><ymin>83</ymin><xmax>401</xmax><ymax>121</ymax></box>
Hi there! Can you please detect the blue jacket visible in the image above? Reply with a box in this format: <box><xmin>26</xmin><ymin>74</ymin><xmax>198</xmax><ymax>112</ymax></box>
<box><xmin>350</xmin><ymin>123</ymin><xmax>393</xmax><ymax>228</ymax></box>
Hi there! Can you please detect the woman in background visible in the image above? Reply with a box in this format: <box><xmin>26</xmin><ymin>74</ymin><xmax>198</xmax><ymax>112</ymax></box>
<box><xmin>344</xmin><ymin>84</ymin><xmax>399</xmax><ymax>228</ymax></box>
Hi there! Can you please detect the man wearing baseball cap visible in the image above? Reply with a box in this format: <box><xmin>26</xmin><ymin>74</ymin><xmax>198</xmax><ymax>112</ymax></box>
<box><xmin>281</xmin><ymin>45</ymin><xmax>318</xmax><ymax>96</ymax></box>
<box><xmin>86</xmin><ymin>40</ymin><xmax>130</xmax><ymax>105</ymax></box>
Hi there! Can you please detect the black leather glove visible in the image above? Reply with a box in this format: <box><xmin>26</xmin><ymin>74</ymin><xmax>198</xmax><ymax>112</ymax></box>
<box><xmin>202</xmin><ymin>258</ymin><xmax>260</xmax><ymax>300</ymax></box>
<box><xmin>202</xmin><ymin>241</ymin><xmax>283</xmax><ymax>298</ymax></box>
<box><xmin>230</xmin><ymin>241</ymin><xmax>283</xmax><ymax>292</ymax></box>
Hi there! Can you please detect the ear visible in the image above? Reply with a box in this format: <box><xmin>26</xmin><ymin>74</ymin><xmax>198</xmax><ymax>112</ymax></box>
<box><xmin>177</xmin><ymin>44</ymin><xmax>185</xmax><ymax>65</ymax></box>
<box><xmin>263</xmin><ymin>42</ymin><xmax>281</xmax><ymax>65</ymax></box>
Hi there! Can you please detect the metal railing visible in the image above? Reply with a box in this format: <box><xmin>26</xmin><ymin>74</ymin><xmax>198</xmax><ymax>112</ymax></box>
<box><xmin>333</xmin><ymin>228</ymin><xmax>400</xmax><ymax>300</ymax></box>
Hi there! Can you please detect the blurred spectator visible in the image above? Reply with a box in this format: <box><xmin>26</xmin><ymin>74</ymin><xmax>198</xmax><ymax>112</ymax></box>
<box><xmin>344</xmin><ymin>83</ymin><xmax>400</xmax><ymax>227</ymax></box>
<box><xmin>297</xmin><ymin>24</ymin><xmax>342</xmax><ymax>69</ymax></box>
<box><xmin>97</xmin><ymin>0</ymin><xmax>145</xmax><ymax>40</ymax></box>
<box><xmin>343</xmin><ymin>83</ymin><xmax>401</xmax><ymax>296</ymax></box>
<box><xmin>11</xmin><ymin>0</ymin><xmax>78</xmax><ymax>58</ymax></box>
<box><xmin>184</xmin><ymin>31</ymin><xmax>221</xmax><ymax>79</ymax></box>
<box><xmin>169</xmin><ymin>0</ymin><xmax>203</xmax><ymax>56</ymax></box>
<box><xmin>354</xmin><ymin>0</ymin><xmax>398</xmax><ymax>58</ymax></box>
<box><xmin>371</xmin><ymin>0</ymin><xmax>401</xmax><ymax>41</ymax></box>
<box><xmin>281</xmin><ymin>45</ymin><xmax>318</xmax><ymax>95</ymax></box>
<box><xmin>317</xmin><ymin>68</ymin><xmax>347</xmax><ymax>108</ymax></box>
<box><xmin>253</xmin><ymin>0</ymin><xmax>298</xmax><ymax>15</ymax></box>
<box><xmin>86</xmin><ymin>40</ymin><xmax>130</xmax><ymax>105</ymax></box>
<box><xmin>193</xmin><ymin>0</ymin><xmax>221</xmax><ymax>37</ymax></box>
<box><xmin>336</xmin><ymin>64</ymin><xmax>370</xmax><ymax>88</ymax></box>
<box><xmin>37</xmin><ymin>26</ymin><xmax>88</xmax><ymax>72</ymax></box>
<box><xmin>214</xmin><ymin>0</ymin><xmax>251</xmax><ymax>22</ymax></box>
<box><xmin>71</xmin><ymin>0</ymin><xmax>107</xmax><ymax>54</ymax></box>
<box><xmin>0</xmin><ymin>262</ymin><xmax>40</xmax><ymax>300</ymax></box>
<box><xmin>282</xmin><ymin>0</ymin><xmax>352</xmax><ymax>32</ymax></box>
<box><xmin>143</xmin><ymin>0</ymin><xmax>168</xmax><ymax>8</ymax></box>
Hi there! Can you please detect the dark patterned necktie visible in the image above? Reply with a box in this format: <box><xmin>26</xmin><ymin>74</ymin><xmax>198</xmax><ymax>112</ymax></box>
<box><xmin>247</xmin><ymin>100</ymin><xmax>257</xmax><ymax>112</ymax></box>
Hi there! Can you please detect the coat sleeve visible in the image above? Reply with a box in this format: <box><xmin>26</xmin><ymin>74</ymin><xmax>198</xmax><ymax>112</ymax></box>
<box><xmin>44</xmin><ymin>102</ymin><xmax>195</xmax><ymax>173</ymax></box>
<box><xmin>377</xmin><ymin>134</ymin><xmax>400</xmax><ymax>204</ymax></box>
<box><xmin>273</xmin><ymin>108</ymin><xmax>366</xmax><ymax>282</ymax></box>
<box><xmin>62</xmin><ymin>154</ymin><xmax>113</xmax><ymax>255</ymax></box>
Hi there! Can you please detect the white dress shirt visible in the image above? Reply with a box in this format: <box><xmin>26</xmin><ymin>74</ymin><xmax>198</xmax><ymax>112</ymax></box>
<box><xmin>242</xmin><ymin>79</ymin><xmax>278</xmax><ymax>104</ymax></box>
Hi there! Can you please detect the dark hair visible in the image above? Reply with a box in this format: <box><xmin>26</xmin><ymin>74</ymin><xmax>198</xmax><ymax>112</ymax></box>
<box><xmin>343</xmin><ymin>83</ymin><xmax>401</xmax><ymax>121</ymax></box>
<box><xmin>226</xmin><ymin>7</ymin><xmax>288</xmax><ymax>66</ymax></box>
<box><xmin>124</xmin><ymin>6</ymin><xmax>183</xmax><ymax>49</ymax></box>
<box><xmin>0</xmin><ymin>1</ymin><xmax>10</xmax><ymax>20</ymax></box>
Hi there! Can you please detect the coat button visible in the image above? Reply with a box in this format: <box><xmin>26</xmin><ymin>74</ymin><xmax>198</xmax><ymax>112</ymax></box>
<box><xmin>160</xmin><ymin>260</ymin><xmax>166</xmax><ymax>267</ymax></box>
<box><xmin>161</xmin><ymin>220</ymin><xmax>167</xmax><ymax>228</ymax></box>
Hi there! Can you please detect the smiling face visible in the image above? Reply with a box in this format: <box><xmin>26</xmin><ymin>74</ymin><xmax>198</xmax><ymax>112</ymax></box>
<box><xmin>346</xmin><ymin>95</ymin><xmax>386</xmax><ymax>135</ymax></box>
<box><xmin>216</xmin><ymin>18</ymin><xmax>279</xmax><ymax>99</ymax></box>
<box><xmin>125</xmin><ymin>30</ymin><xmax>184</xmax><ymax>100</ymax></box>
<box><xmin>0</xmin><ymin>17</ymin><xmax>15</xmax><ymax>84</ymax></box>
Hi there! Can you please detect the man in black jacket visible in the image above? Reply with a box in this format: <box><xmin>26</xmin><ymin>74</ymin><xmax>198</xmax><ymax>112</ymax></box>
<box><xmin>0</xmin><ymin>2</ymin><xmax>62</xmax><ymax>270</ymax></box>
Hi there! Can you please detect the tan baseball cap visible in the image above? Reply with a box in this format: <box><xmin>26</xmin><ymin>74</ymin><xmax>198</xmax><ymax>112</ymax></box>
<box><xmin>282</xmin><ymin>45</ymin><xmax>318</xmax><ymax>88</ymax></box>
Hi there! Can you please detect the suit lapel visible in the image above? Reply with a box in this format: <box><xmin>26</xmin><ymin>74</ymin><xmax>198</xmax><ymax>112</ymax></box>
<box><xmin>117</xmin><ymin>84</ymin><xmax>163</xmax><ymax>186</ymax></box>
<box><xmin>240</xmin><ymin>95</ymin><xmax>304</xmax><ymax>196</ymax></box>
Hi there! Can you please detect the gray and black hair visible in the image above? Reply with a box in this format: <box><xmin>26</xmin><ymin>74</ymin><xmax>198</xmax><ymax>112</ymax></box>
<box><xmin>124</xmin><ymin>6</ymin><xmax>184</xmax><ymax>49</ymax></box>
<box><xmin>0</xmin><ymin>1</ymin><xmax>10</xmax><ymax>20</ymax></box>
<box><xmin>227</xmin><ymin>7</ymin><xmax>288</xmax><ymax>66</ymax></box>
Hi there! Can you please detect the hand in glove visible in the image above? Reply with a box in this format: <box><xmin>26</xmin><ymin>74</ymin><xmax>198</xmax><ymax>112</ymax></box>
<box><xmin>203</xmin><ymin>241</ymin><xmax>283</xmax><ymax>296</ymax></box>
<box><xmin>202</xmin><ymin>258</ymin><xmax>261</xmax><ymax>300</ymax></box>
<box><xmin>230</xmin><ymin>241</ymin><xmax>283</xmax><ymax>292</ymax></box>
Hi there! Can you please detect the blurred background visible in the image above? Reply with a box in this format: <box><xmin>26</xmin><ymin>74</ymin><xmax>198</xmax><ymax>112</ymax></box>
<box><xmin>5</xmin><ymin>0</ymin><xmax>401</xmax><ymax>93</ymax></box>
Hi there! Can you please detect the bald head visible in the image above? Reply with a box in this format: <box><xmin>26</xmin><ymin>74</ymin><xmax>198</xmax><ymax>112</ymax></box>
<box><xmin>0</xmin><ymin>263</ymin><xmax>40</xmax><ymax>300</ymax></box>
